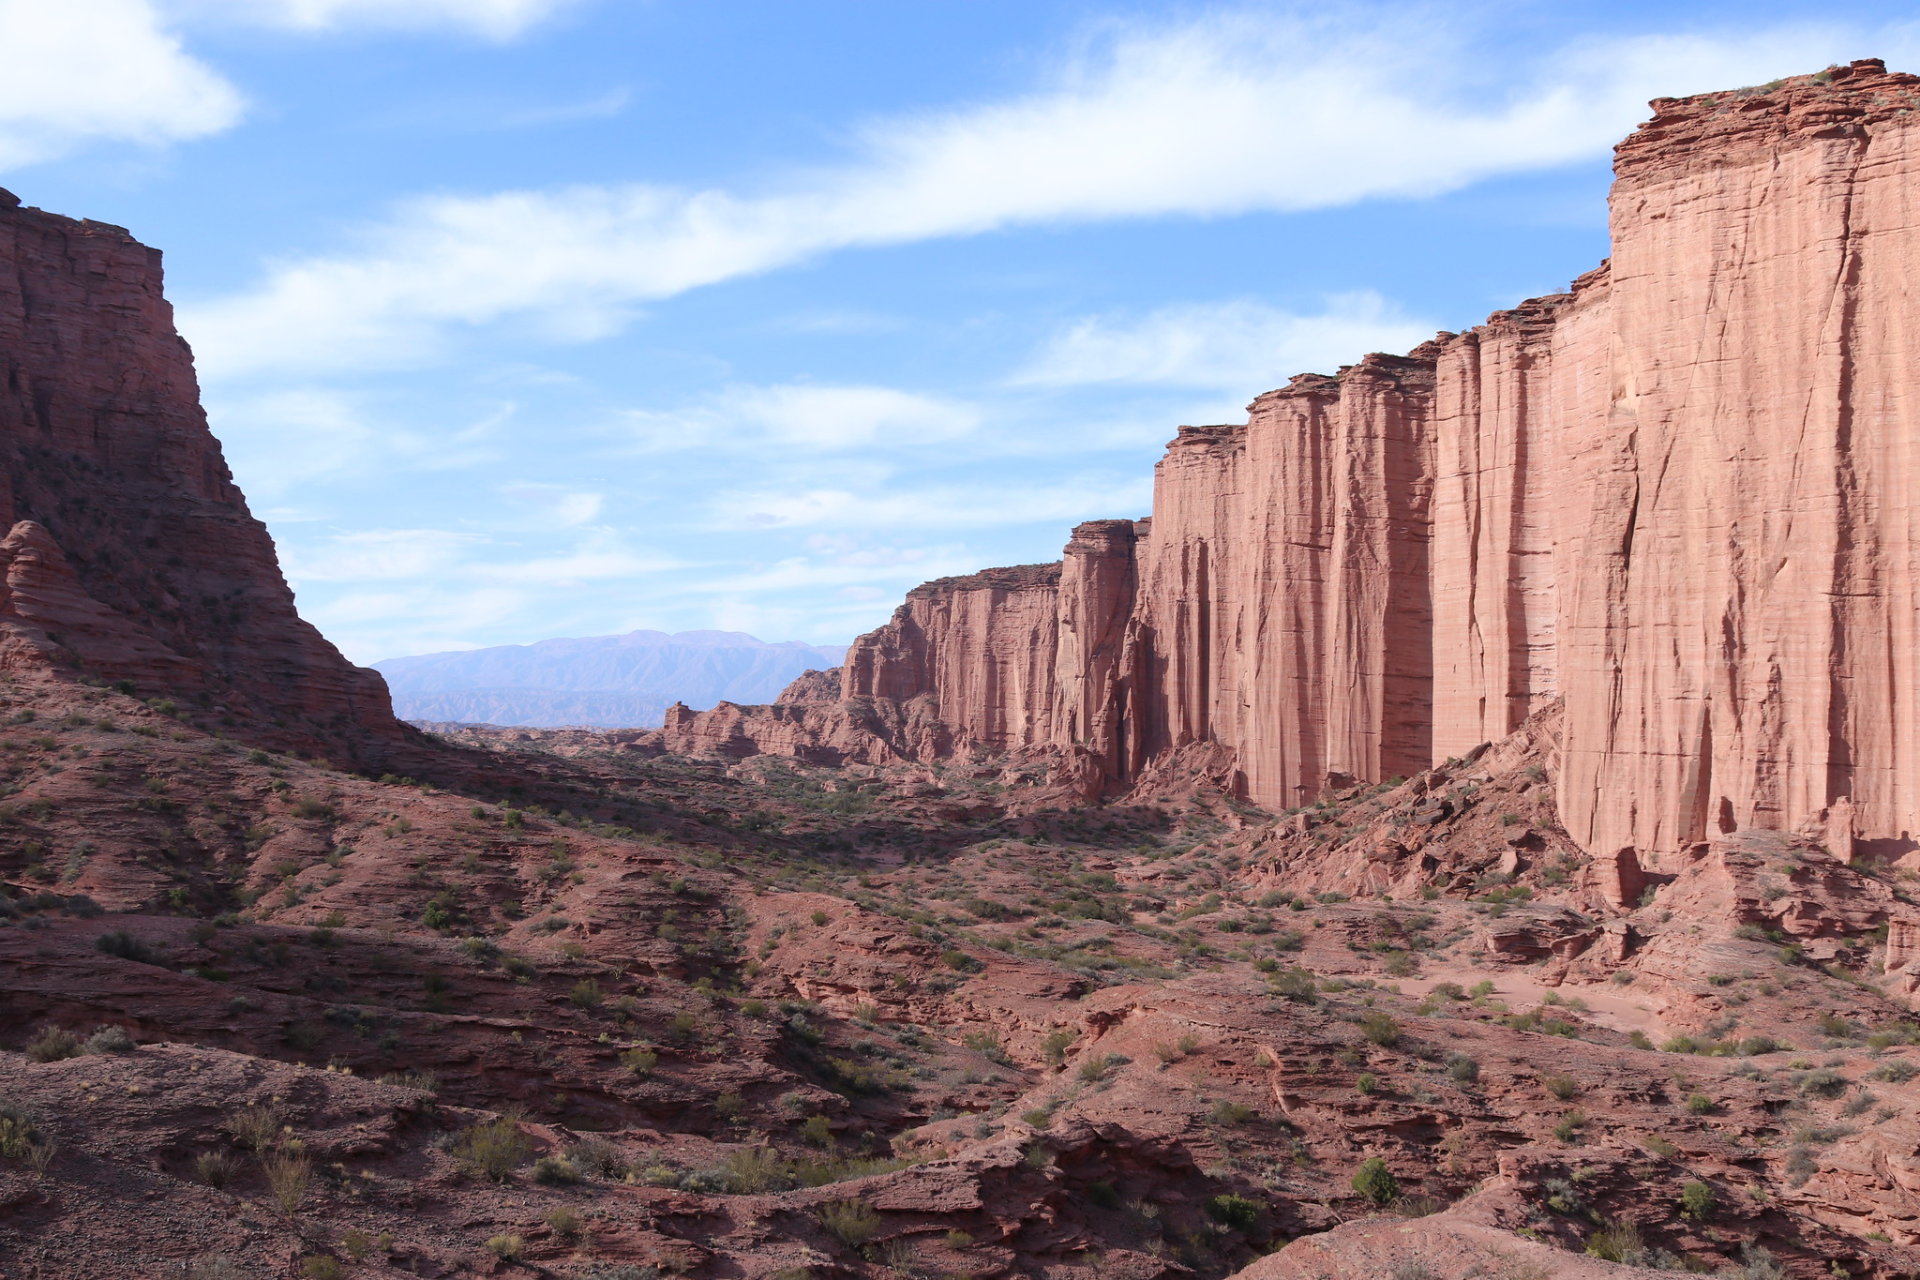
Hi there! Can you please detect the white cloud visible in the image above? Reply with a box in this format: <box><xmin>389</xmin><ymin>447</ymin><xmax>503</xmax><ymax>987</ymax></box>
<box><xmin>502</xmin><ymin>484</ymin><xmax>604</xmax><ymax>525</ymax></box>
<box><xmin>1018</xmin><ymin>293</ymin><xmax>1438</xmax><ymax>390</ymax></box>
<box><xmin>170</xmin><ymin>0</ymin><xmax>579</xmax><ymax>39</ymax></box>
<box><xmin>625</xmin><ymin>384</ymin><xmax>980</xmax><ymax>453</ymax></box>
<box><xmin>282</xmin><ymin>528</ymin><xmax>480</xmax><ymax>582</ymax></box>
<box><xmin>0</xmin><ymin>0</ymin><xmax>243</xmax><ymax>171</ymax></box>
<box><xmin>720</xmin><ymin>476</ymin><xmax>1153</xmax><ymax>531</ymax></box>
<box><xmin>284</xmin><ymin>526</ymin><xmax>682</xmax><ymax>660</ymax></box>
<box><xmin>204</xmin><ymin>387</ymin><xmax>511</xmax><ymax>501</ymax></box>
<box><xmin>179</xmin><ymin>14</ymin><xmax>1894</xmax><ymax>379</ymax></box>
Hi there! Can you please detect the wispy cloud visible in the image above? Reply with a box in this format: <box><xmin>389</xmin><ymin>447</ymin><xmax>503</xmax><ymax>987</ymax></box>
<box><xmin>1017</xmin><ymin>293</ymin><xmax>1438</xmax><ymax>390</ymax></box>
<box><xmin>0</xmin><ymin>0</ymin><xmax>243</xmax><ymax>171</ymax></box>
<box><xmin>622</xmin><ymin>383</ymin><xmax>981</xmax><ymax>453</ymax></box>
<box><xmin>717</xmin><ymin>475</ymin><xmax>1153</xmax><ymax>531</ymax></box>
<box><xmin>170</xmin><ymin>0</ymin><xmax>583</xmax><ymax>40</ymax></box>
<box><xmin>178</xmin><ymin>13</ymin><xmax>1886</xmax><ymax>379</ymax></box>
<box><xmin>202</xmin><ymin>387</ymin><xmax>510</xmax><ymax>499</ymax></box>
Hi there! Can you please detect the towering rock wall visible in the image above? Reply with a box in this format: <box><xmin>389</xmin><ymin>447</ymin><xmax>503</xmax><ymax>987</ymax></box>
<box><xmin>657</xmin><ymin>60</ymin><xmax>1920</xmax><ymax>865</ymax></box>
<box><xmin>841</xmin><ymin>563</ymin><xmax>1064</xmax><ymax>752</ymax></box>
<box><xmin>0</xmin><ymin>190</ymin><xmax>401</xmax><ymax>756</ymax></box>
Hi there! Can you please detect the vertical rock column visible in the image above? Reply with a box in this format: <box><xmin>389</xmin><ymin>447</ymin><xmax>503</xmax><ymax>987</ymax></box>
<box><xmin>1051</xmin><ymin>520</ymin><xmax>1143</xmax><ymax>784</ymax></box>
<box><xmin>1428</xmin><ymin>305</ymin><xmax>1564</xmax><ymax>761</ymax></box>
<box><xmin>1560</xmin><ymin>63</ymin><xmax>1920</xmax><ymax>861</ymax></box>
<box><xmin>1321</xmin><ymin>354</ymin><xmax>1437</xmax><ymax>785</ymax></box>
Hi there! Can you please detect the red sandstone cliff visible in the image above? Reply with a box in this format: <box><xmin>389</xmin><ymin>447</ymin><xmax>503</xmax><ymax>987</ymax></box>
<box><xmin>655</xmin><ymin>60</ymin><xmax>1920</xmax><ymax>868</ymax></box>
<box><xmin>0</xmin><ymin>190</ymin><xmax>401</xmax><ymax>757</ymax></box>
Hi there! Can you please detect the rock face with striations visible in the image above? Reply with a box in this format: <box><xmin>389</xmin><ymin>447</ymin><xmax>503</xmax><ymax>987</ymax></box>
<box><xmin>654</xmin><ymin>61</ymin><xmax>1920</xmax><ymax>868</ymax></box>
<box><xmin>0</xmin><ymin>190</ymin><xmax>400</xmax><ymax>756</ymax></box>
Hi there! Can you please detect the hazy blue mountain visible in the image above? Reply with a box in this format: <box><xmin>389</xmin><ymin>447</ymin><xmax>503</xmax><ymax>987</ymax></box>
<box><xmin>372</xmin><ymin>629</ymin><xmax>845</xmax><ymax>729</ymax></box>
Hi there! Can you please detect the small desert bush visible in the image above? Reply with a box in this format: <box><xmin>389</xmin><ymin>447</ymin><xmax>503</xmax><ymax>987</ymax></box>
<box><xmin>1585</xmin><ymin>1219</ymin><xmax>1645</xmax><ymax>1263</ymax></box>
<box><xmin>817</xmin><ymin>1199</ymin><xmax>882</xmax><ymax>1248</ymax></box>
<box><xmin>82</xmin><ymin>1025</ymin><xmax>134</xmax><ymax>1054</ymax></box>
<box><xmin>454</xmin><ymin>1116</ymin><xmax>531</xmax><ymax>1182</ymax></box>
<box><xmin>1210</xmin><ymin>1099</ymin><xmax>1257</xmax><ymax>1125</ymax></box>
<box><xmin>1206</xmin><ymin>1194</ymin><xmax>1260</xmax><ymax>1230</ymax></box>
<box><xmin>1542</xmin><ymin>1073</ymin><xmax>1580</xmax><ymax>1100</ymax></box>
<box><xmin>1678</xmin><ymin>1179</ymin><xmax>1716</xmax><ymax>1220</ymax></box>
<box><xmin>260</xmin><ymin>1149</ymin><xmax>312</xmax><ymax>1214</ymax></box>
<box><xmin>1352</xmin><ymin>1156</ymin><xmax>1399</xmax><ymax>1206</ymax></box>
<box><xmin>1359</xmin><ymin>1012</ymin><xmax>1401</xmax><ymax>1047</ymax></box>
<box><xmin>224</xmin><ymin>1104</ymin><xmax>285</xmax><ymax>1152</ymax></box>
<box><xmin>532</xmin><ymin>1154</ymin><xmax>581</xmax><ymax>1185</ymax></box>
<box><xmin>24</xmin><ymin>1027</ymin><xmax>80</xmax><ymax>1063</ymax></box>
<box><xmin>195</xmin><ymin>1149</ymin><xmax>243</xmax><ymax>1188</ymax></box>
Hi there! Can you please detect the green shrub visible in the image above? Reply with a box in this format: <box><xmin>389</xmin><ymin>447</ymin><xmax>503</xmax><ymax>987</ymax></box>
<box><xmin>1799</xmin><ymin>1068</ymin><xmax>1848</xmax><ymax>1098</ymax></box>
<box><xmin>1210</xmin><ymin>1099</ymin><xmax>1256</xmax><ymax>1125</ymax></box>
<box><xmin>1446</xmin><ymin>1053</ymin><xmax>1479</xmax><ymax>1083</ymax></box>
<box><xmin>1355</xmin><ymin>1073</ymin><xmax>1378</xmax><ymax>1095</ymax></box>
<box><xmin>1678</xmin><ymin>1179</ymin><xmax>1716</xmax><ymax>1220</ymax></box>
<box><xmin>1352</xmin><ymin>1156</ymin><xmax>1399</xmax><ymax>1205</ymax></box>
<box><xmin>817</xmin><ymin>1199</ymin><xmax>882</xmax><ymax>1248</ymax></box>
<box><xmin>569</xmin><ymin>979</ymin><xmax>604</xmax><ymax>1009</ymax></box>
<box><xmin>1359</xmin><ymin>1012</ymin><xmax>1400</xmax><ymax>1047</ymax></box>
<box><xmin>532</xmin><ymin>1154</ymin><xmax>580</xmax><ymax>1185</ymax></box>
<box><xmin>1585</xmin><ymin>1219</ymin><xmax>1644</xmax><ymax>1263</ymax></box>
<box><xmin>1685</xmin><ymin>1093</ymin><xmax>1714</xmax><ymax>1115</ymax></box>
<box><xmin>1542</xmin><ymin>1073</ymin><xmax>1580</xmax><ymax>1100</ymax></box>
<box><xmin>1207</xmin><ymin>1194</ymin><xmax>1260</xmax><ymax>1230</ymax></box>
<box><xmin>485</xmin><ymin>1234</ymin><xmax>524</xmax><ymax>1260</ymax></box>
<box><xmin>1270</xmin><ymin>967</ymin><xmax>1319</xmax><ymax>1003</ymax></box>
<box><xmin>453</xmin><ymin>1117</ymin><xmax>531</xmax><ymax>1182</ymax></box>
<box><xmin>621</xmin><ymin>1047</ymin><xmax>659</xmax><ymax>1077</ymax></box>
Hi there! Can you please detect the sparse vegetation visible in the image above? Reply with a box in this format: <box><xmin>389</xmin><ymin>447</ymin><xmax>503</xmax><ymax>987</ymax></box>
<box><xmin>453</xmin><ymin>1117</ymin><xmax>532</xmax><ymax>1182</ymax></box>
<box><xmin>817</xmin><ymin>1199</ymin><xmax>882</xmax><ymax>1248</ymax></box>
<box><xmin>1352</xmin><ymin>1156</ymin><xmax>1399</xmax><ymax>1206</ymax></box>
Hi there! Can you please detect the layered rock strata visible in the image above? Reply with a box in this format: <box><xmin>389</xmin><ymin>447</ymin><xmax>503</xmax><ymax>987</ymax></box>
<box><xmin>0</xmin><ymin>190</ymin><xmax>400</xmax><ymax>754</ymax></box>
<box><xmin>657</xmin><ymin>61</ymin><xmax>1920</xmax><ymax>866</ymax></box>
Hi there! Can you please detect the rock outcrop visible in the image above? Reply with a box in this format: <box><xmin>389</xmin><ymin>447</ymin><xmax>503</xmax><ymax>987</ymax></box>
<box><xmin>0</xmin><ymin>190</ymin><xmax>400</xmax><ymax>757</ymax></box>
<box><xmin>655</xmin><ymin>60</ymin><xmax>1920</xmax><ymax>869</ymax></box>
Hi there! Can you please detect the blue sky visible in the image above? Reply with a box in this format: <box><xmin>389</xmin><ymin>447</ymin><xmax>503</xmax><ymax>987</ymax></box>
<box><xmin>3</xmin><ymin>0</ymin><xmax>1917</xmax><ymax>663</ymax></box>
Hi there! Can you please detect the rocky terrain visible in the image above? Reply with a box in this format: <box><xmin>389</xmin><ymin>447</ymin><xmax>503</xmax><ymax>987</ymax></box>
<box><xmin>5</xmin><ymin>60</ymin><xmax>1920</xmax><ymax>1280</ymax></box>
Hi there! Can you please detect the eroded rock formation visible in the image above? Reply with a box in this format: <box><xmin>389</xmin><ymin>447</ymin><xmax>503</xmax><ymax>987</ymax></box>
<box><xmin>0</xmin><ymin>189</ymin><xmax>399</xmax><ymax>756</ymax></box>
<box><xmin>655</xmin><ymin>60</ymin><xmax>1920</xmax><ymax>868</ymax></box>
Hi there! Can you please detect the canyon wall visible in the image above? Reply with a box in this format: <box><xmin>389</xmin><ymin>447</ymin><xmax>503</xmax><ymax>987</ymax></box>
<box><xmin>657</xmin><ymin>60</ymin><xmax>1920</xmax><ymax>865</ymax></box>
<box><xmin>0</xmin><ymin>190</ymin><xmax>402</xmax><ymax>756</ymax></box>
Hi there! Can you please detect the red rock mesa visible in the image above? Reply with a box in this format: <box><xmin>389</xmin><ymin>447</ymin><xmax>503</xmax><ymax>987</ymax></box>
<box><xmin>0</xmin><ymin>190</ymin><xmax>400</xmax><ymax>757</ymax></box>
<box><xmin>656</xmin><ymin>59</ymin><xmax>1920</xmax><ymax>869</ymax></box>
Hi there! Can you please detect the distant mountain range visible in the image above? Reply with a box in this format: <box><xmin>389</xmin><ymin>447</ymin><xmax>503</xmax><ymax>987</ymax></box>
<box><xmin>371</xmin><ymin>629</ymin><xmax>846</xmax><ymax>729</ymax></box>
